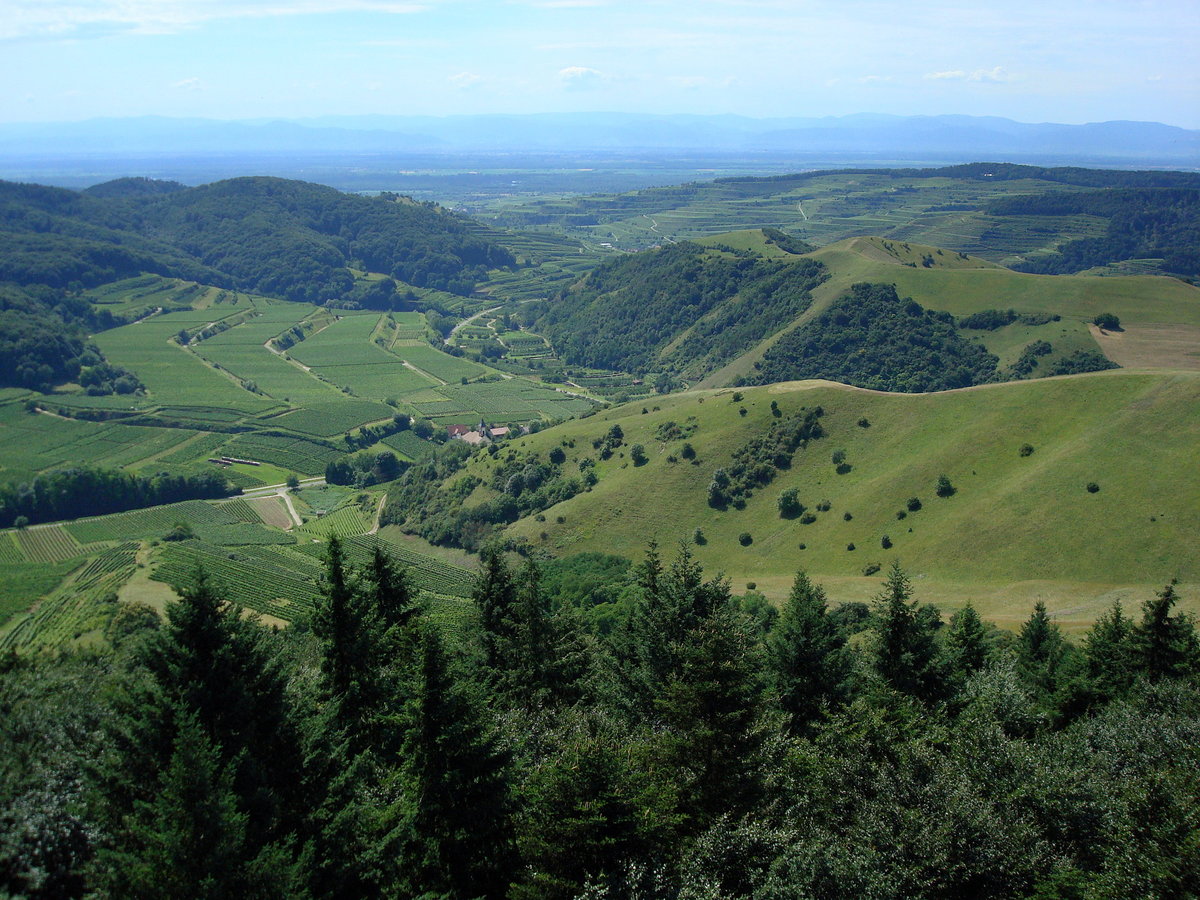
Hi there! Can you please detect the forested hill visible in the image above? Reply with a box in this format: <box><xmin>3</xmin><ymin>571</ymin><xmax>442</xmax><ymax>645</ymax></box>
<box><xmin>750</xmin><ymin>282</ymin><xmax>1000</xmax><ymax>392</ymax></box>
<box><xmin>0</xmin><ymin>176</ymin><xmax>515</xmax><ymax>301</ymax></box>
<box><xmin>526</xmin><ymin>237</ymin><xmax>828</xmax><ymax>382</ymax></box>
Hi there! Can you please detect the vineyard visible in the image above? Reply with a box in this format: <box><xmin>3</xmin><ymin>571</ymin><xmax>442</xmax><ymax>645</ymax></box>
<box><xmin>392</xmin><ymin>344</ymin><xmax>488</xmax><ymax>383</ymax></box>
<box><xmin>298</xmin><ymin>505</ymin><xmax>373</xmax><ymax>539</ymax></box>
<box><xmin>380</xmin><ymin>430</ymin><xmax>436</xmax><ymax>460</ymax></box>
<box><xmin>269</xmin><ymin>400</ymin><xmax>394</xmax><ymax>437</ymax></box>
<box><xmin>64</xmin><ymin>500</ymin><xmax>241</xmax><ymax>544</ymax></box>
<box><xmin>0</xmin><ymin>544</ymin><xmax>138</xmax><ymax>652</ymax></box>
<box><xmin>217</xmin><ymin>433</ymin><xmax>342</xmax><ymax>475</ymax></box>
<box><xmin>13</xmin><ymin>526</ymin><xmax>85</xmax><ymax>563</ymax></box>
<box><xmin>152</xmin><ymin>540</ymin><xmax>324</xmax><ymax>621</ymax></box>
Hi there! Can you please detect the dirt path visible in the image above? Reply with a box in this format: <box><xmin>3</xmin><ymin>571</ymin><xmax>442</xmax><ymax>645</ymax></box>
<box><xmin>368</xmin><ymin>495</ymin><xmax>386</xmax><ymax>535</ymax></box>
<box><xmin>445</xmin><ymin>305</ymin><xmax>503</xmax><ymax>345</ymax></box>
<box><xmin>278</xmin><ymin>490</ymin><xmax>303</xmax><ymax>528</ymax></box>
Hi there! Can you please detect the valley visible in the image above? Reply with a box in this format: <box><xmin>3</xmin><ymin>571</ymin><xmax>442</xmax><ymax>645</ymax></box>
<box><xmin>1</xmin><ymin>164</ymin><xmax>1198</xmax><ymax>654</ymax></box>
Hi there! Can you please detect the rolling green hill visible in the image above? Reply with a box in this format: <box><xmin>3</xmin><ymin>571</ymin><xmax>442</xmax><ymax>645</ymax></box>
<box><xmin>402</xmin><ymin>370</ymin><xmax>1199</xmax><ymax>631</ymax></box>
<box><xmin>697</xmin><ymin>233</ymin><xmax>1200</xmax><ymax>388</ymax></box>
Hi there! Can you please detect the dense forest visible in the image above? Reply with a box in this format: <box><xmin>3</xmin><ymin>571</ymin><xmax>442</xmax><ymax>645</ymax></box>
<box><xmin>989</xmin><ymin>188</ymin><xmax>1200</xmax><ymax>277</ymax></box>
<box><xmin>750</xmin><ymin>282</ymin><xmax>1001</xmax><ymax>392</ymax></box>
<box><xmin>0</xmin><ymin>282</ymin><xmax>143</xmax><ymax>391</ymax></box>
<box><xmin>0</xmin><ymin>177</ymin><xmax>515</xmax><ymax>302</ymax></box>
<box><xmin>0</xmin><ymin>467</ymin><xmax>235</xmax><ymax>528</ymax></box>
<box><xmin>3</xmin><ymin>541</ymin><xmax>1197</xmax><ymax>898</ymax></box>
<box><xmin>527</xmin><ymin>242</ymin><xmax>827</xmax><ymax>378</ymax></box>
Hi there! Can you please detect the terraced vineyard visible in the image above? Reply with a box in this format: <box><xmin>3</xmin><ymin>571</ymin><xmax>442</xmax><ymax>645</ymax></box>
<box><xmin>152</xmin><ymin>540</ymin><xmax>324</xmax><ymax>620</ymax></box>
<box><xmin>0</xmin><ymin>543</ymin><xmax>139</xmax><ymax>651</ymax></box>
<box><xmin>298</xmin><ymin>505</ymin><xmax>373</xmax><ymax>539</ymax></box>
<box><xmin>217</xmin><ymin>434</ymin><xmax>341</xmax><ymax>475</ymax></box>
<box><xmin>14</xmin><ymin>526</ymin><xmax>85</xmax><ymax>563</ymax></box>
<box><xmin>267</xmin><ymin>400</ymin><xmax>394</xmax><ymax>437</ymax></box>
<box><xmin>64</xmin><ymin>500</ymin><xmax>241</xmax><ymax>544</ymax></box>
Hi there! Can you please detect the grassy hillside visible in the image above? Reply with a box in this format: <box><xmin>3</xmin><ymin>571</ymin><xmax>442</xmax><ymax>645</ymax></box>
<box><xmin>698</xmin><ymin>234</ymin><xmax>1200</xmax><ymax>387</ymax></box>
<box><xmin>439</xmin><ymin>370</ymin><xmax>1200</xmax><ymax>630</ymax></box>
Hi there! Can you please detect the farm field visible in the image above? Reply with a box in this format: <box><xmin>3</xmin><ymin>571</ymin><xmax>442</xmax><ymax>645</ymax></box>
<box><xmin>481</xmin><ymin>171</ymin><xmax>1111</xmax><ymax>262</ymax></box>
<box><xmin>0</xmin><ymin>477</ymin><xmax>479</xmax><ymax>650</ymax></box>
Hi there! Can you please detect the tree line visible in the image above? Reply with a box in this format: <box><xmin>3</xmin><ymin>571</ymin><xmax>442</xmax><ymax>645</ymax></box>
<box><xmin>0</xmin><ymin>467</ymin><xmax>234</xmax><ymax>529</ymax></box>
<box><xmin>2</xmin><ymin>539</ymin><xmax>1197</xmax><ymax>898</ymax></box>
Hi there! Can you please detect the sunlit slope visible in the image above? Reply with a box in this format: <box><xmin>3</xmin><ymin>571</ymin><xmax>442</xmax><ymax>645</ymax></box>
<box><xmin>699</xmin><ymin>235</ymin><xmax>1200</xmax><ymax>387</ymax></box>
<box><xmin>487</xmin><ymin>371</ymin><xmax>1199</xmax><ymax>623</ymax></box>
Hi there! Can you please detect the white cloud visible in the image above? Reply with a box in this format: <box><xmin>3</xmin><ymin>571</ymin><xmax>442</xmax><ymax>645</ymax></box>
<box><xmin>0</xmin><ymin>1</ymin><xmax>431</xmax><ymax>41</ymax></box>
<box><xmin>924</xmin><ymin>67</ymin><xmax>1010</xmax><ymax>83</ymax></box>
<box><xmin>449</xmin><ymin>71</ymin><xmax>484</xmax><ymax>89</ymax></box>
<box><xmin>969</xmin><ymin>66</ymin><xmax>1008</xmax><ymax>83</ymax></box>
<box><xmin>170</xmin><ymin>76</ymin><xmax>202</xmax><ymax>90</ymax></box>
<box><xmin>558</xmin><ymin>65</ymin><xmax>606</xmax><ymax>90</ymax></box>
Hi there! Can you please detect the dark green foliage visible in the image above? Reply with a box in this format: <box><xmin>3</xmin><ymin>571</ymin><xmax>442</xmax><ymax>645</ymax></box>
<box><xmin>738</xmin><ymin>532</ymin><xmax>753</xmax><ymax>546</ymax></box>
<box><xmin>94</xmin><ymin>569</ymin><xmax>304</xmax><ymax>897</ymax></box>
<box><xmin>707</xmin><ymin>407</ymin><xmax>824</xmax><ymax>508</ymax></box>
<box><xmin>1093</xmin><ymin>312</ymin><xmax>1122</xmax><ymax>331</ymax></box>
<box><xmin>474</xmin><ymin>558</ymin><xmax>593</xmax><ymax>710</ymax></box>
<box><xmin>1016</xmin><ymin>601</ymin><xmax>1068</xmax><ymax>696</ymax></box>
<box><xmin>942</xmin><ymin>603</ymin><xmax>991</xmax><ymax>689</ymax></box>
<box><xmin>1007</xmin><ymin>339</ymin><xmax>1054</xmax><ymax>377</ymax></box>
<box><xmin>870</xmin><ymin>562</ymin><xmax>943</xmax><ymax>701</ymax></box>
<box><xmin>1132</xmin><ymin>581</ymin><xmax>1200</xmax><ymax>681</ymax></box>
<box><xmin>1082</xmin><ymin>601</ymin><xmax>1136</xmax><ymax>699</ymax></box>
<box><xmin>777</xmin><ymin>487</ymin><xmax>804</xmax><ymax>519</ymax></box>
<box><xmin>531</xmin><ymin>242</ymin><xmax>827</xmax><ymax>378</ymax></box>
<box><xmin>389</xmin><ymin>626</ymin><xmax>517</xmax><ymax>899</ymax></box>
<box><xmin>1045</xmin><ymin>350</ymin><xmax>1119</xmax><ymax>376</ymax></box>
<box><xmin>0</xmin><ymin>176</ymin><xmax>514</xmax><ymax>302</ymax></box>
<box><xmin>1087</xmin><ymin>482</ymin><xmax>1100</xmax><ymax>493</ymax></box>
<box><xmin>629</xmin><ymin>443</ymin><xmax>647</xmax><ymax>466</ymax></box>
<box><xmin>767</xmin><ymin>570</ymin><xmax>849</xmax><ymax>734</ymax></box>
<box><xmin>753</xmin><ymin>282</ymin><xmax>999</xmax><ymax>392</ymax></box>
<box><xmin>1020</xmin><ymin>443</ymin><xmax>1035</xmax><ymax>457</ymax></box>
<box><xmin>959</xmin><ymin>308</ymin><xmax>1019</xmax><ymax>330</ymax></box>
<box><xmin>0</xmin><ymin>284</ymin><xmax>142</xmax><ymax>391</ymax></box>
<box><xmin>992</xmin><ymin>187</ymin><xmax>1200</xmax><ymax>278</ymax></box>
<box><xmin>0</xmin><ymin>467</ymin><xmax>233</xmax><ymax>528</ymax></box>
<box><xmin>936</xmin><ymin>474</ymin><xmax>956</xmax><ymax>497</ymax></box>
<box><xmin>907</xmin><ymin>496</ymin><xmax>922</xmax><ymax>511</ymax></box>
<box><xmin>99</xmin><ymin>708</ymin><xmax>292</xmax><ymax>899</ymax></box>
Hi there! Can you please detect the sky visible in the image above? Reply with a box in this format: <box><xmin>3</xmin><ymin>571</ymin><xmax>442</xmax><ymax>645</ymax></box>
<box><xmin>1</xmin><ymin>0</ymin><xmax>1198</xmax><ymax>128</ymax></box>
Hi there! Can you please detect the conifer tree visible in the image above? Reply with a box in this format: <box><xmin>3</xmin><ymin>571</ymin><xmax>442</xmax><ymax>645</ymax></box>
<box><xmin>101</xmin><ymin>709</ymin><xmax>295</xmax><ymax>899</ymax></box>
<box><xmin>766</xmin><ymin>569</ymin><xmax>848</xmax><ymax>734</ymax></box>
<box><xmin>943</xmin><ymin>602</ymin><xmax>990</xmax><ymax>681</ymax></box>
<box><xmin>369</xmin><ymin>544</ymin><xmax>418</xmax><ymax>633</ymax></box>
<box><xmin>312</xmin><ymin>537</ymin><xmax>385</xmax><ymax>738</ymax></box>
<box><xmin>496</xmin><ymin>558</ymin><xmax>592</xmax><ymax>710</ymax></box>
<box><xmin>473</xmin><ymin>547</ymin><xmax>518</xmax><ymax>672</ymax></box>
<box><xmin>1083</xmin><ymin>600</ymin><xmax>1135</xmax><ymax>696</ymax></box>
<box><xmin>102</xmin><ymin>568</ymin><xmax>302</xmax><ymax>861</ymax></box>
<box><xmin>870</xmin><ymin>562</ymin><xmax>942</xmax><ymax>701</ymax></box>
<box><xmin>1016</xmin><ymin>600</ymin><xmax>1066</xmax><ymax>695</ymax></box>
<box><xmin>1132</xmin><ymin>580</ymin><xmax>1200</xmax><ymax>681</ymax></box>
<box><xmin>389</xmin><ymin>626</ymin><xmax>517</xmax><ymax>899</ymax></box>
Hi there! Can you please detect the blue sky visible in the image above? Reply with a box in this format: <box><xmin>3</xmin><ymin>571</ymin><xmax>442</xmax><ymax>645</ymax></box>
<box><xmin>2</xmin><ymin>0</ymin><xmax>1197</xmax><ymax>127</ymax></box>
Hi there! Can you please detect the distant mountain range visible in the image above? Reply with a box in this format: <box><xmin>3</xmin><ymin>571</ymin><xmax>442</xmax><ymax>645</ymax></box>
<box><xmin>1</xmin><ymin>113</ymin><xmax>1197</xmax><ymax>163</ymax></box>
